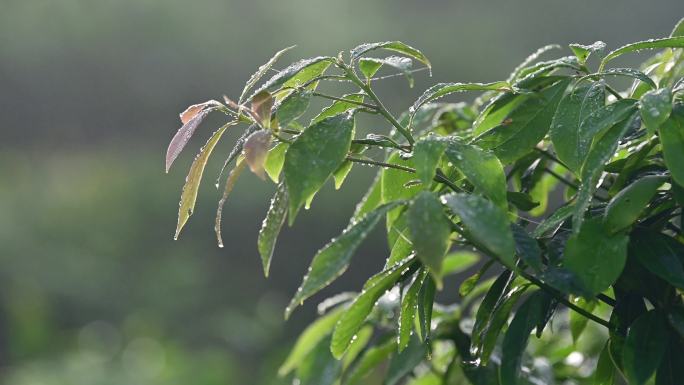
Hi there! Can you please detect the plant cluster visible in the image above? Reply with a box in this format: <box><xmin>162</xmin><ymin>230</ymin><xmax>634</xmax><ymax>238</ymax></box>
<box><xmin>166</xmin><ymin>18</ymin><xmax>684</xmax><ymax>385</ymax></box>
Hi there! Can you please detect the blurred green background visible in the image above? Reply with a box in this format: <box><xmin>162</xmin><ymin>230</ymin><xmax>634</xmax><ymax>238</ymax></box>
<box><xmin>1</xmin><ymin>1</ymin><xmax>682</xmax><ymax>384</ymax></box>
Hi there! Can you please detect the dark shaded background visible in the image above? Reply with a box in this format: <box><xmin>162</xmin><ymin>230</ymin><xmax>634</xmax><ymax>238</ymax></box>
<box><xmin>1</xmin><ymin>1</ymin><xmax>682</xmax><ymax>384</ymax></box>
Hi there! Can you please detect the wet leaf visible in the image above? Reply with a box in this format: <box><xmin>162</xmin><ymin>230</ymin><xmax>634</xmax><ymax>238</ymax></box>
<box><xmin>243</xmin><ymin>129</ymin><xmax>272</xmax><ymax>179</ymax></box>
<box><xmin>441</xmin><ymin>193</ymin><xmax>516</xmax><ymax>269</ymax></box>
<box><xmin>284</xmin><ymin>113</ymin><xmax>355</xmax><ymax>220</ymax></box>
<box><xmin>630</xmin><ymin>231</ymin><xmax>684</xmax><ymax>290</ymax></box>
<box><xmin>442</xmin><ymin>251</ymin><xmax>479</xmax><ymax>276</ymax></box>
<box><xmin>580</xmin><ymin>68</ymin><xmax>656</xmax><ymax>90</ymax></box>
<box><xmin>344</xmin><ymin>339</ymin><xmax>395</xmax><ymax>385</ymax></box>
<box><xmin>569</xmin><ymin>41</ymin><xmax>606</xmax><ymax>64</ymax></box>
<box><xmin>640</xmin><ymin>87</ymin><xmax>673</xmax><ymax>136</ymax></box>
<box><xmin>258</xmin><ymin>182</ymin><xmax>288</xmax><ymax>277</ymax></box>
<box><xmin>275</xmin><ymin>90</ymin><xmax>312</xmax><ymax>127</ymax></box>
<box><xmin>285</xmin><ymin>201</ymin><xmax>405</xmax><ymax>319</ymax></box>
<box><xmin>296</xmin><ymin>335</ymin><xmax>342</xmax><ymax>385</ymax></box>
<box><xmin>214</xmin><ymin>159</ymin><xmax>247</xmax><ymax>247</ymax></box>
<box><xmin>563</xmin><ymin>218</ymin><xmax>628</xmax><ymax>296</ymax></box>
<box><xmin>407</xmin><ymin>191</ymin><xmax>451</xmax><ymax>284</ymax></box>
<box><xmin>471</xmin><ymin>270</ymin><xmax>513</xmax><ymax>358</ymax></box>
<box><xmin>250</xmin><ymin>56</ymin><xmax>333</xmax><ymax>100</ymax></box>
<box><xmin>622</xmin><ymin>310</ymin><xmax>668</xmax><ymax>385</ymax></box>
<box><xmin>251</xmin><ymin>91</ymin><xmax>274</xmax><ymax>128</ymax></box>
<box><xmin>351</xmin><ymin>41</ymin><xmax>431</xmax><ymax>69</ymax></box>
<box><xmin>599</xmin><ymin>36</ymin><xmax>684</xmax><ymax>71</ymax></box>
<box><xmin>511</xmin><ymin>224</ymin><xmax>542</xmax><ymax>272</ymax></box>
<box><xmin>658</xmin><ymin>107</ymin><xmax>684</xmax><ymax>186</ymax></box>
<box><xmin>359</xmin><ymin>56</ymin><xmax>414</xmax><ymax>86</ymax></box>
<box><xmin>398</xmin><ymin>270</ymin><xmax>427</xmax><ymax>351</ymax></box>
<box><xmin>385</xmin><ymin>335</ymin><xmax>426</xmax><ymax>385</ymax></box>
<box><xmin>412</xmin><ymin>136</ymin><xmax>447</xmax><ymax>187</ymax></box>
<box><xmin>166</xmin><ymin>104</ymin><xmax>221</xmax><ymax>172</ymax></box>
<box><xmin>239</xmin><ymin>45</ymin><xmax>296</xmax><ymax>104</ymax></box>
<box><xmin>459</xmin><ymin>260</ymin><xmax>494</xmax><ymax>297</ymax></box>
<box><xmin>604</xmin><ymin>175</ymin><xmax>667</xmax><ymax>233</ymax></box>
<box><xmin>311</xmin><ymin>93</ymin><xmax>365</xmax><ymax>125</ymax></box>
<box><xmin>264</xmin><ymin>142</ymin><xmax>289</xmax><ymax>183</ymax></box>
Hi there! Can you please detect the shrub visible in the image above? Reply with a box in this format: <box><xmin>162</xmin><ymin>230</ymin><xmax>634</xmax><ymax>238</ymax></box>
<box><xmin>166</xmin><ymin>19</ymin><xmax>684</xmax><ymax>385</ymax></box>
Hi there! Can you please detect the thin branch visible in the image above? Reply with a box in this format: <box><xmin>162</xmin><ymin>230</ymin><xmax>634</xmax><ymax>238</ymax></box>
<box><xmin>311</xmin><ymin>92</ymin><xmax>379</xmax><ymax>110</ymax></box>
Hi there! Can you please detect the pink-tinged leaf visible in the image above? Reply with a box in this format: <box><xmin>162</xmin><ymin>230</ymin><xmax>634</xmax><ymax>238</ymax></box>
<box><xmin>166</xmin><ymin>105</ymin><xmax>220</xmax><ymax>173</ymax></box>
<box><xmin>174</xmin><ymin>121</ymin><xmax>237</xmax><ymax>240</ymax></box>
<box><xmin>179</xmin><ymin>100</ymin><xmax>221</xmax><ymax>124</ymax></box>
<box><xmin>243</xmin><ymin>130</ymin><xmax>272</xmax><ymax>180</ymax></box>
<box><xmin>251</xmin><ymin>91</ymin><xmax>273</xmax><ymax>128</ymax></box>
<box><xmin>214</xmin><ymin>159</ymin><xmax>247</xmax><ymax>247</ymax></box>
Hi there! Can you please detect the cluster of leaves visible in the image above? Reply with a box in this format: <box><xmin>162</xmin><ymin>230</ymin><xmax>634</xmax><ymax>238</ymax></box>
<box><xmin>166</xmin><ymin>19</ymin><xmax>684</xmax><ymax>385</ymax></box>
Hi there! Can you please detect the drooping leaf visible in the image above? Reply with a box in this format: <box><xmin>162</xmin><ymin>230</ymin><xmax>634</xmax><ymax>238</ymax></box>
<box><xmin>599</xmin><ymin>36</ymin><xmax>684</xmax><ymax>71</ymax></box>
<box><xmin>630</xmin><ymin>231</ymin><xmax>684</xmax><ymax>290</ymax></box>
<box><xmin>359</xmin><ymin>56</ymin><xmax>414</xmax><ymax>86</ymax></box>
<box><xmin>174</xmin><ymin>122</ymin><xmax>237</xmax><ymax>239</ymax></box>
<box><xmin>412</xmin><ymin>136</ymin><xmax>447</xmax><ymax>188</ymax></box>
<box><xmin>410</xmin><ymin>82</ymin><xmax>511</xmax><ymax>128</ymax></box>
<box><xmin>573</xmin><ymin>110</ymin><xmax>639</xmax><ymax>231</ymax></box>
<box><xmin>441</xmin><ymin>193</ymin><xmax>516</xmax><ymax>269</ymax></box>
<box><xmin>658</xmin><ymin>107</ymin><xmax>684</xmax><ymax>186</ymax></box>
<box><xmin>344</xmin><ymin>338</ymin><xmax>395</xmax><ymax>385</ymax></box>
<box><xmin>622</xmin><ymin>310</ymin><xmax>668</xmax><ymax>385</ymax></box>
<box><xmin>478</xmin><ymin>283</ymin><xmax>530</xmax><ymax>365</ymax></box>
<box><xmin>470</xmin><ymin>270</ymin><xmax>513</xmax><ymax>356</ymax></box>
<box><xmin>569</xmin><ymin>297</ymin><xmax>597</xmax><ymax>343</ymax></box>
<box><xmin>243</xmin><ymin>129</ymin><xmax>272</xmax><ymax>179</ymax></box>
<box><xmin>284</xmin><ymin>113</ymin><xmax>355</xmax><ymax>220</ymax></box>
<box><xmin>604</xmin><ymin>175</ymin><xmax>667</xmax><ymax>233</ymax></box>
<box><xmin>594</xmin><ymin>341</ymin><xmax>616</xmax><ymax>385</ymax></box>
<box><xmin>296</xmin><ymin>335</ymin><xmax>342</xmax><ymax>385</ymax></box>
<box><xmin>563</xmin><ymin>218</ymin><xmax>628</xmax><ymax>296</ymax></box>
<box><xmin>640</xmin><ymin>87</ymin><xmax>673</xmax><ymax>136</ymax></box>
<box><xmin>342</xmin><ymin>325</ymin><xmax>373</xmax><ymax>370</ymax></box>
<box><xmin>385</xmin><ymin>335</ymin><xmax>427</xmax><ymax>385</ymax></box>
<box><xmin>264</xmin><ymin>142</ymin><xmax>289</xmax><ymax>183</ymax></box>
<box><xmin>407</xmin><ymin>191</ymin><xmax>451</xmax><ymax>284</ymax></box>
<box><xmin>165</xmin><ymin>104</ymin><xmax>221</xmax><ymax>172</ymax></box>
<box><xmin>285</xmin><ymin>201</ymin><xmax>405</xmax><ymax>319</ymax></box>
<box><xmin>569</xmin><ymin>41</ymin><xmax>606</xmax><ymax>64</ymax></box>
<box><xmin>351</xmin><ymin>41</ymin><xmax>431</xmax><ymax>69</ymax></box>
<box><xmin>214</xmin><ymin>159</ymin><xmax>247</xmax><ymax>247</ymax></box>
<box><xmin>251</xmin><ymin>90</ymin><xmax>274</xmax><ymax>128</ymax></box>
<box><xmin>258</xmin><ymin>182</ymin><xmax>288</xmax><ymax>277</ymax></box>
<box><xmin>549</xmin><ymin>82</ymin><xmax>605</xmax><ymax>172</ymax></box>
<box><xmin>239</xmin><ymin>45</ymin><xmax>296</xmax><ymax>104</ymax></box>
<box><xmin>278</xmin><ymin>305</ymin><xmax>345</xmax><ymax>376</ymax></box>
<box><xmin>476</xmin><ymin>78</ymin><xmax>571</xmax><ymax>164</ymax></box>
<box><xmin>416</xmin><ymin>275</ymin><xmax>436</xmax><ymax>342</ymax></box>
<box><xmin>398</xmin><ymin>270</ymin><xmax>427</xmax><ymax>351</ymax></box>
<box><xmin>444</xmin><ymin>139</ymin><xmax>508</xmax><ymax>209</ymax></box>
<box><xmin>500</xmin><ymin>291</ymin><xmax>547</xmax><ymax>385</ymax></box>
<box><xmin>331</xmin><ymin>257</ymin><xmax>416</xmax><ymax>358</ymax></box>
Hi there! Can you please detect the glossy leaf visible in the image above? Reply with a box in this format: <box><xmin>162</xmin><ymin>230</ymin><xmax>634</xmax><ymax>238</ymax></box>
<box><xmin>532</xmin><ymin>203</ymin><xmax>573</xmax><ymax>237</ymax></box>
<box><xmin>476</xmin><ymin>78</ymin><xmax>571</xmax><ymax>164</ymax></box>
<box><xmin>239</xmin><ymin>45</ymin><xmax>295</xmax><ymax>104</ymax></box>
<box><xmin>264</xmin><ymin>142</ymin><xmax>288</xmax><ymax>183</ymax></box>
<box><xmin>500</xmin><ymin>291</ymin><xmax>547</xmax><ymax>385</ymax></box>
<box><xmin>174</xmin><ymin>122</ymin><xmax>236</xmax><ymax>239</ymax></box>
<box><xmin>471</xmin><ymin>270</ymin><xmax>513</xmax><ymax>356</ymax></box>
<box><xmin>344</xmin><ymin>339</ymin><xmax>395</xmax><ymax>385</ymax></box>
<box><xmin>511</xmin><ymin>224</ymin><xmax>542</xmax><ymax>272</ymax></box>
<box><xmin>351</xmin><ymin>41</ymin><xmax>430</xmax><ymax>69</ymax></box>
<box><xmin>658</xmin><ymin>108</ymin><xmax>684</xmax><ymax>186</ymax></box>
<box><xmin>641</xmin><ymin>87</ymin><xmax>673</xmax><ymax>136</ymax></box>
<box><xmin>331</xmin><ymin>257</ymin><xmax>415</xmax><ymax>358</ymax></box>
<box><xmin>604</xmin><ymin>175</ymin><xmax>667</xmax><ymax>233</ymax></box>
<box><xmin>412</xmin><ymin>136</ymin><xmax>447</xmax><ymax>187</ymax></box>
<box><xmin>243</xmin><ymin>129</ymin><xmax>272</xmax><ymax>179</ymax></box>
<box><xmin>251</xmin><ymin>56</ymin><xmax>333</xmax><ymax>100</ymax></box>
<box><xmin>549</xmin><ymin>82</ymin><xmax>605</xmax><ymax>172</ymax></box>
<box><xmin>407</xmin><ymin>191</ymin><xmax>451</xmax><ymax>283</ymax></box>
<box><xmin>622</xmin><ymin>310</ymin><xmax>668</xmax><ymax>385</ymax></box>
<box><xmin>311</xmin><ymin>93</ymin><xmax>365</xmax><ymax>125</ymax></box>
<box><xmin>275</xmin><ymin>90</ymin><xmax>312</xmax><ymax>127</ymax></box>
<box><xmin>398</xmin><ymin>270</ymin><xmax>427</xmax><ymax>351</ymax></box>
<box><xmin>284</xmin><ymin>113</ymin><xmax>355</xmax><ymax>220</ymax></box>
<box><xmin>569</xmin><ymin>41</ymin><xmax>606</xmax><ymax>64</ymax></box>
<box><xmin>478</xmin><ymin>284</ymin><xmax>529</xmax><ymax>365</ymax></box>
<box><xmin>165</xmin><ymin>103</ymin><xmax>221</xmax><ymax>172</ymax></box>
<box><xmin>441</xmin><ymin>193</ymin><xmax>516</xmax><ymax>269</ymax></box>
<box><xmin>579</xmin><ymin>68</ymin><xmax>656</xmax><ymax>90</ymax></box>
<box><xmin>442</xmin><ymin>251</ymin><xmax>479</xmax><ymax>276</ymax></box>
<box><xmin>285</xmin><ymin>201</ymin><xmax>405</xmax><ymax>318</ymax></box>
<box><xmin>359</xmin><ymin>56</ymin><xmax>414</xmax><ymax>86</ymax></box>
<box><xmin>459</xmin><ymin>260</ymin><xmax>494</xmax><ymax>297</ymax></box>
<box><xmin>630</xmin><ymin>231</ymin><xmax>684</xmax><ymax>290</ymax></box>
<box><xmin>258</xmin><ymin>182</ymin><xmax>288</xmax><ymax>277</ymax></box>
<box><xmin>563</xmin><ymin>218</ymin><xmax>628</xmax><ymax>296</ymax></box>
<box><xmin>444</xmin><ymin>139</ymin><xmax>508</xmax><ymax>209</ymax></box>
<box><xmin>599</xmin><ymin>36</ymin><xmax>684</xmax><ymax>71</ymax></box>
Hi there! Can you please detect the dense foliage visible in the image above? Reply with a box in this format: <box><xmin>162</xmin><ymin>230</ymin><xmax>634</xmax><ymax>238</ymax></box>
<box><xmin>166</xmin><ymin>19</ymin><xmax>684</xmax><ymax>385</ymax></box>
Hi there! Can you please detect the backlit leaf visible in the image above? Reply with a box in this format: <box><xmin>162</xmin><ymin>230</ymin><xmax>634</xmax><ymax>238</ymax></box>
<box><xmin>407</xmin><ymin>191</ymin><xmax>451</xmax><ymax>284</ymax></box>
<box><xmin>166</xmin><ymin>103</ymin><xmax>221</xmax><ymax>172</ymax></box>
<box><xmin>258</xmin><ymin>182</ymin><xmax>288</xmax><ymax>277</ymax></box>
<box><xmin>264</xmin><ymin>142</ymin><xmax>289</xmax><ymax>183</ymax></box>
<box><xmin>569</xmin><ymin>41</ymin><xmax>606</xmax><ymax>64</ymax></box>
<box><xmin>243</xmin><ymin>129</ymin><xmax>272</xmax><ymax>179</ymax></box>
<box><xmin>412</xmin><ymin>136</ymin><xmax>447</xmax><ymax>187</ymax></box>
<box><xmin>599</xmin><ymin>36</ymin><xmax>684</xmax><ymax>71</ymax></box>
<box><xmin>658</xmin><ymin>107</ymin><xmax>684</xmax><ymax>186</ymax></box>
<box><xmin>351</xmin><ymin>41</ymin><xmax>431</xmax><ymax>69</ymax></box>
<box><xmin>239</xmin><ymin>45</ymin><xmax>296</xmax><ymax>104</ymax></box>
<box><xmin>359</xmin><ymin>56</ymin><xmax>414</xmax><ymax>86</ymax></box>
<box><xmin>604</xmin><ymin>175</ymin><xmax>667</xmax><ymax>233</ymax></box>
<box><xmin>398</xmin><ymin>270</ymin><xmax>427</xmax><ymax>351</ymax></box>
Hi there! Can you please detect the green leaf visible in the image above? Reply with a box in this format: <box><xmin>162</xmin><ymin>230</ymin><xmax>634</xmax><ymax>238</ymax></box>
<box><xmin>385</xmin><ymin>335</ymin><xmax>427</xmax><ymax>385</ymax></box>
<box><xmin>398</xmin><ymin>270</ymin><xmax>427</xmax><ymax>351</ymax></box>
<box><xmin>412</xmin><ymin>136</ymin><xmax>447</xmax><ymax>188</ymax></box>
<box><xmin>563</xmin><ymin>218</ymin><xmax>628</xmax><ymax>296</ymax></box>
<box><xmin>351</xmin><ymin>41</ymin><xmax>431</xmax><ymax>69</ymax></box>
<box><xmin>507</xmin><ymin>44</ymin><xmax>561</xmax><ymax>81</ymax></box>
<box><xmin>258</xmin><ymin>182</ymin><xmax>288</xmax><ymax>277</ymax></box>
<box><xmin>459</xmin><ymin>260</ymin><xmax>494</xmax><ymax>297</ymax></box>
<box><xmin>532</xmin><ymin>203</ymin><xmax>573</xmax><ymax>237</ymax></box>
<box><xmin>471</xmin><ymin>270</ymin><xmax>513</xmax><ymax>356</ymax></box>
<box><xmin>599</xmin><ymin>36</ymin><xmax>684</xmax><ymax>71</ymax></box>
<box><xmin>507</xmin><ymin>191</ymin><xmax>540</xmax><ymax>211</ymax></box>
<box><xmin>579</xmin><ymin>68</ymin><xmax>656</xmax><ymax>90</ymax></box>
<box><xmin>331</xmin><ymin>257</ymin><xmax>416</xmax><ymax>358</ymax></box>
<box><xmin>478</xmin><ymin>283</ymin><xmax>529</xmax><ymax>365</ymax></box>
<box><xmin>604</xmin><ymin>175</ymin><xmax>667</xmax><ymax>233</ymax></box>
<box><xmin>410</xmin><ymin>82</ymin><xmax>511</xmax><ymax>128</ymax></box>
<box><xmin>311</xmin><ymin>93</ymin><xmax>365</xmax><ymax>125</ymax></box>
<box><xmin>174</xmin><ymin>122</ymin><xmax>236</xmax><ymax>240</ymax></box>
<box><xmin>251</xmin><ymin>56</ymin><xmax>333</xmax><ymax>100</ymax></box>
<box><xmin>442</xmin><ymin>251</ymin><xmax>479</xmax><ymax>276</ymax></box>
<box><xmin>353</xmin><ymin>171</ymin><xmax>382</xmax><ymax>221</ymax></box>
<box><xmin>623</xmin><ymin>310</ymin><xmax>668</xmax><ymax>385</ymax></box>
<box><xmin>476</xmin><ymin>78</ymin><xmax>571</xmax><ymax>164</ymax></box>
<box><xmin>278</xmin><ymin>305</ymin><xmax>345</xmax><ymax>376</ymax></box>
<box><xmin>332</xmin><ymin>160</ymin><xmax>353</xmax><ymax>190</ymax></box>
<box><xmin>344</xmin><ymin>339</ymin><xmax>395</xmax><ymax>385</ymax></box>
<box><xmin>511</xmin><ymin>224</ymin><xmax>542</xmax><ymax>272</ymax></box>
<box><xmin>569</xmin><ymin>41</ymin><xmax>606</xmax><ymax>64</ymax></box>
<box><xmin>214</xmin><ymin>159</ymin><xmax>247</xmax><ymax>247</ymax></box>
<box><xmin>296</xmin><ymin>335</ymin><xmax>342</xmax><ymax>385</ymax></box>
<box><xmin>594</xmin><ymin>341</ymin><xmax>616</xmax><ymax>385</ymax></box>
<box><xmin>573</xmin><ymin>109</ymin><xmax>639</xmax><ymax>231</ymax></box>
<box><xmin>500</xmin><ymin>291</ymin><xmax>547</xmax><ymax>385</ymax></box>
<box><xmin>284</xmin><ymin>113</ymin><xmax>355</xmax><ymax>220</ymax></box>
<box><xmin>656</xmin><ymin>336</ymin><xmax>684</xmax><ymax>385</ymax></box>
<box><xmin>630</xmin><ymin>231</ymin><xmax>684</xmax><ymax>290</ymax></box>
<box><xmin>264</xmin><ymin>142</ymin><xmax>288</xmax><ymax>183</ymax></box>
<box><xmin>239</xmin><ymin>45</ymin><xmax>295</xmax><ymax>104</ymax></box>
<box><xmin>416</xmin><ymin>276</ymin><xmax>436</xmax><ymax>342</ymax></box>
<box><xmin>382</xmin><ymin>152</ymin><xmax>420</xmax><ymax>239</ymax></box>
<box><xmin>275</xmin><ymin>90</ymin><xmax>312</xmax><ymax>127</ymax></box>
<box><xmin>569</xmin><ymin>297</ymin><xmax>597</xmax><ymax>343</ymax></box>
<box><xmin>359</xmin><ymin>56</ymin><xmax>414</xmax><ymax>86</ymax></box>
<box><xmin>441</xmin><ymin>193</ymin><xmax>516</xmax><ymax>269</ymax></box>
<box><xmin>342</xmin><ymin>325</ymin><xmax>373</xmax><ymax>369</ymax></box>
<box><xmin>407</xmin><ymin>191</ymin><xmax>451</xmax><ymax>283</ymax></box>
<box><xmin>549</xmin><ymin>82</ymin><xmax>605</xmax><ymax>172</ymax></box>
<box><xmin>640</xmin><ymin>87</ymin><xmax>673</xmax><ymax>136</ymax></box>
<box><xmin>444</xmin><ymin>139</ymin><xmax>508</xmax><ymax>209</ymax></box>
<box><xmin>658</xmin><ymin>107</ymin><xmax>684</xmax><ymax>186</ymax></box>
<box><xmin>285</xmin><ymin>201</ymin><xmax>405</xmax><ymax>318</ymax></box>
